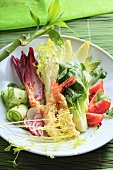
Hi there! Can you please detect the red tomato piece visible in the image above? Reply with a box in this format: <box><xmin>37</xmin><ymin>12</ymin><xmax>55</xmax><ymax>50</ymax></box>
<box><xmin>86</xmin><ymin>112</ymin><xmax>104</xmax><ymax>127</ymax></box>
<box><xmin>89</xmin><ymin>89</ymin><xmax>103</xmax><ymax>106</ymax></box>
<box><xmin>89</xmin><ymin>96</ymin><xmax>96</xmax><ymax>106</ymax></box>
<box><xmin>88</xmin><ymin>100</ymin><xmax>111</xmax><ymax>114</ymax></box>
<box><xmin>89</xmin><ymin>80</ymin><xmax>104</xmax><ymax>101</ymax></box>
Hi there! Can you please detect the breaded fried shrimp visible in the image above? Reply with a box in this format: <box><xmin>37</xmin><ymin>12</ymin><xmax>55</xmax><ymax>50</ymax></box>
<box><xmin>44</xmin><ymin>77</ymin><xmax>80</xmax><ymax>139</ymax></box>
<box><xmin>25</xmin><ymin>82</ymin><xmax>44</xmax><ymax>114</ymax></box>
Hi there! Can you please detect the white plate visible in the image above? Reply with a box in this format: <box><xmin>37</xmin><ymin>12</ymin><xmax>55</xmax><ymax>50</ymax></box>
<box><xmin>0</xmin><ymin>35</ymin><xmax>113</xmax><ymax>157</ymax></box>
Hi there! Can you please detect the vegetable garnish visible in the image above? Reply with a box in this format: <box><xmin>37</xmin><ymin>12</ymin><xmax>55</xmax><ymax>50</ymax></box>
<box><xmin>4</xmin><ymin>140</ymin><xmax>26</xmax><ymax>167</ymax></box>
<box><xmin>90</xmin><ymin>66</ymin><xmax>107</xmax><ymax>85</ymax></box>
<box><xmin>11</xmin><ymin>47</ymin><xmax>43</xmax><ymax>102</ymax></box>
<box><xmin>106</xmin><ymin>107</ymin><xmax>113</xmax><ymax>119</ymax></box>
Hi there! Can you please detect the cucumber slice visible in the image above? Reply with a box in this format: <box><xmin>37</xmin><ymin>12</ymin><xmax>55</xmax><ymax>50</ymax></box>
<box><xmin>11</xmin><ymin>88</ymin><xmax>28</xmax><ymax>105</ymax></box>
<box><xmin>1</xmin><ymin>87</ymin><xmax>28</xmax><ymax>110</ymax></box>
<box><xmin>6</xmin><ymin>112</ymin><xmax>13</xmax><ymax>122</ymax></box>
<box><xmin>6</xmin><ymin>104</ymin><xmax>28</xmax><ymax>122</ymax></box>
<box><xmin>12</xmin><ymin>112</ymin><xmax>22</xmax><ymax>121</ymax></box>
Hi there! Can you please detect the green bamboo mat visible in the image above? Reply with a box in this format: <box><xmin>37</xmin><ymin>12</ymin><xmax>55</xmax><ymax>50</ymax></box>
<box><xmin>1</xmin><ymin>14</ymin><xmax>113</xmax><ymax>170</ymax></box>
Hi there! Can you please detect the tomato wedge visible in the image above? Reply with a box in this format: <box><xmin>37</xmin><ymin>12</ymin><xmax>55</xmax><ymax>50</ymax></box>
<box><xmin>89</xmin><ymin>80</ymin><xmax>104</xmax><ymax>101</ymax></box>
<box><xmin>86</xmin><ymin>112</ymin><xmax>104</xmax><ymax>127</ymax></box>
<box><xmin>89</xmin><ymin>89</ymin><xmax>103</xmax><ymax>106</ymax></box>
<box><xmin>88</xmin><ymin>100</ymin><xmax>111</xmax><ymax>114</ymax></box>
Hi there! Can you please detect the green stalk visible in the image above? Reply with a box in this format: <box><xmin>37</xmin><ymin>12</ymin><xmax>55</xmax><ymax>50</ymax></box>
<box><xmin>21</xmin><ymin>29</ymin><xmax>48</xmax><ymax>46</ymax></box>
<box><xmin>0</xmin><ymin>28</ymin><xmax>50</xmax><ymax>62</ymax></box>
<box><xmin>0</xmin><ymin>34</ymin><xmax>27</xmax><ymax>62</ymax></box>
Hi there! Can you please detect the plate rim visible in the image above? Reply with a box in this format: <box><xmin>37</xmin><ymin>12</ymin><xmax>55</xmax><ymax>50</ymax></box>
<box><xmin>0</xmin><ymin>34</ymin><xmax>113</xmax><ymax>61</ymax></box>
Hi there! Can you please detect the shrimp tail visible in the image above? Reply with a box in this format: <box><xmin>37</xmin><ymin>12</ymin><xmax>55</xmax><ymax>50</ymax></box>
<box><xmin>52</xmin><ymin>76</ymin><xmax>77</xmax><ymax>95</ymax></box>
<box><xmin>59</xmin><ymin>76</ymin><xmax>77</xmax><ymax>93</ymax></box>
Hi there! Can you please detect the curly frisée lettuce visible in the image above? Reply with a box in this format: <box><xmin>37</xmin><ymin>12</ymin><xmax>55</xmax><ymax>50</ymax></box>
<box><xmin>35</xmin><ymin>39</ymin><xmax>74</xmax><ymax>102</ymax></box>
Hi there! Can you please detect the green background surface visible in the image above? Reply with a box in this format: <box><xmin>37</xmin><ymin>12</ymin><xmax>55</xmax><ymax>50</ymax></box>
<box><xmin>1</xmin><ymin>0</ymin><xmax>113</xmax><ymax>30</ymax></box>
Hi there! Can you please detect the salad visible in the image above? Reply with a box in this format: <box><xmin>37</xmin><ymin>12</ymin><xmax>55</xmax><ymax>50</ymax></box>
<box><xmin>1</xmin><ymin>39</ymin><xmax>111</xmax><ymax>141</ymax></box>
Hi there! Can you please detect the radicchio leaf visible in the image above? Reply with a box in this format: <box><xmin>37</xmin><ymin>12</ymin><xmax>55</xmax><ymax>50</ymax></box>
<box><xmin>11</xmin><ymin>47</ymin><xmax>43</xmax><ymax>101</ymax></box>
<box><xmin>11</xmin><ymin>56</ymin><xmax>23</xmax><ymax>83</ymax></box>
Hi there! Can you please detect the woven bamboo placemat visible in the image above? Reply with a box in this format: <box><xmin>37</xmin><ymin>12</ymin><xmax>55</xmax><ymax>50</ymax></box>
<box><xmin>0</xmin><ymin>14</ymin><xmax>113</xmax><ymax>170</ymax></box>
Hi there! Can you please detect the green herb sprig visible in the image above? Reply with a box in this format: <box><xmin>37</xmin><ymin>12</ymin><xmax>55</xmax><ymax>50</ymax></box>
<box><xmin>106</xmin><ymin>107</ymin><xmax>113</xmax><ymax>119</ymax></box>
<box><xmin>4</xmin><ymin>141</ymin><xmax>25</xmax><ymax>167</ymax></box>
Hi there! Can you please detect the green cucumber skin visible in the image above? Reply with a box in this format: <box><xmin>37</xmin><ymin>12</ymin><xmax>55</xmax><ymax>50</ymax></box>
<box><xmin>6</xmin><ymin>104</ymin><xmax>28</xmax><ymax>122</ymax></box>
<box><xmin>6</xmin><ymin>112</ymin><xmax>13</xmax><ymax>122</ymax></box>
